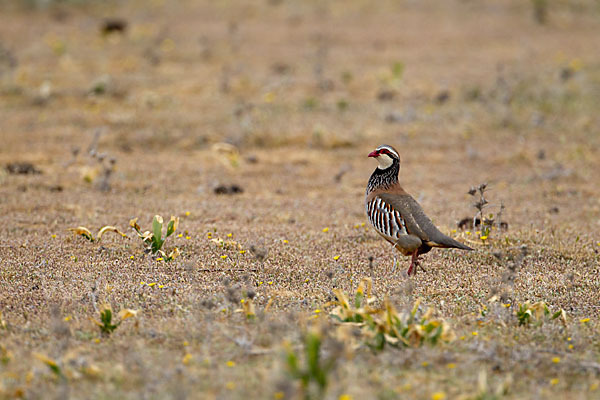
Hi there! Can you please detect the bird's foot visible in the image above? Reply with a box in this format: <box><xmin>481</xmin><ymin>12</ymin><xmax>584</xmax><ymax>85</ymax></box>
<box><xmin>407</xmin><ymin>250</ymin><xmax>420</xmax><ymax>276</ymax></box>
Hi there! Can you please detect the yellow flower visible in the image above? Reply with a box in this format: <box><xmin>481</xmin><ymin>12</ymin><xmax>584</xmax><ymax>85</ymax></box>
<box><xmin>472</xmin><ymin>331</ymin><xmax>478</xmax><ymax>336</ymax></box>
<box><xmin>432</xmin><ymin>392</ymin><xmax>446</xmax><ymax>400</ymax></box>
<box><xmin>314</xmin><ymin>309</ymin><xmax>321</xmax><ymax>314</ymax></box>
<box><xmin>568</xmin><ymin>58</ymin><xmax>582</xmax><ymax>71</ymax></box>
<box><xmin>239</xmin><ymin>250</ymin><xmax>246</xmax><ymax>254</ymax></box>
<box><xmin>183</xmin><ymin>341</ymin><xmax>189</xmax><ymax>346</ymax></box>
<box><xmin>240</xmin><ymin>299</ymin><xmax>245</xmax><ymax>303</ymax></box>
<box><xmin>185</xmin><ymin>211</ymin><xmax>190</xmax><ymax>216</ymax></box>
<box><xmin>550</xmin><ymin>378</ymin><xmax>559</xmax><ymax>385</ymax></box>
<box><xmin>339</xmin><ymin>395</ymin><xmax>352</xmax><ymax>400</ymax></box>
<box><xmin>268</xmin><ymin>281</ymin><xmax>273</xmax><ymax>285</ymax></box>
<box><xmin>590</xmin><ymin>383</ymin><xmax>599</xmax><ymax>391</ymax></box>
<box><xmin>51</xmin><ymin>234</ymin><xmax>57</xmax><ymax>239</ymax></box>
<box><xmin>221</xmin><ymin>255</ymin><xmax>228</xmax><ymax>259</ymax></box>
<box><xmin>567</xmin><ymin>337</ymin><xmax>572</xmax><ymax>341</ymax></box>
<box><xmin>130</xmin><ymin>255</ymin><xmax>134</xmax><ymax>260</ymax></box>
<box><xmin>158</xmin><ymin>284</ymin><xmax>164</xmax><ymax>289</ymax></box>
<box><xmin>258</xmin><ymin>281</ymin><xmax>263</xmax><ymax>285</ymax></box>
<box><xmin>446</xmin><ymin>363</ymin><xmax>456</xmax><ymax>369</ymax></box>
<box><xmin>94</xmin><ymin>338</ymin><xmax>100</xmax><ymax>343</ymax></box>
<box><xmin>207</xmin><ymin>232</ymin><xmax>212</xmax><ymax>238</ymax></box>
<box><xmin>227</xmin><ymin>233</ymin><xmax>233</xmax><ymax>238</ymax></box>
<box><xmin>552</xmin><ymin>357</ymin><xmax>560</xmax><ymax>363</ymax></box>
<box><xmin>398</xmin><ymin>383</ymin><xmax>412</xmax><ymax>391</ymax></box>
<box><xmin>64</xmin><ymin>316</ymin><xmax>71</xmax><ymax>322</ymax></box>
<box><xmin>274</xmin><ymin>392</ymin><xmax>285</xmax><ymax>399</ymax></box>
<box><xmin>156</xmin><ymin>257</ymin><xmax>164</xmax><ymax>261</ymax></box>
<box><xmin>182</xmin><ymin>353</ymin><xmax>192</xmax><ymax>365</ymax></box>
<box><xmin>282</xmin><ymin>239</ymin><xmax>289</xmax><ymax>244</ymax></box>
<box><xmin>322</xmin><ymin>227</ymin><xmax>329</xmax><ymax>233</ymax></box>
<box><xmin>580</xmin><ymin>318</ymin><xmax>590</xmax><ymax>323</ymax></box>
<box><xmin>568</xmin><ymin>344</ymin><xmax>574</xmax><ymax>350</ymax></box>
<box><xmin>503</xmin><ymin>303</ymin><xmax>511</xmax><ymax>308</ymax></box>
<box><xmin>140</xmin><ymin>281</ymin><xmax>146</xmax><ymax>285</ymax></box>
<box><xmin>451</xmin><ymin>229</ymin><xmax>457</xmax><ymax>233</ymax></box>
<box><xmin>333</xmin><ymin>255</ymin><xmax>340</xmax><ymax>261</ymax></box>
<box><xmin>465</xmin><ymin>231</ymin><xmax>471</xmax><ymax>235</ymax></box>
<box><xmin>421</xmin><ymin>361</ymin><xmax>429</xmax><ymax>367</ymax></box>
<box><xmin>263</xmin><ymin>91</ymin><xmax>276</xmax><ymax>103</ymax></box>
<box><xmin>148</xmin><ymin>282</ymin><xmax>156</xmax><ymax>287</ymax></box>
<box><xmin>178</xmin><ymin>233</ymin><xmax>183</xmax><ymax>238</ymax></box>
<box><xmin>226</xmin><ymin>360</ymin><xmax>235</xmax><ymax>367</ymax></box>
<box><xmin>480</xmin><ymin>235</ymin><xmax>488</xmax><ymax>240</ymax></box>
<box><xmin>304</xmin><ymin>278</ymin><xmax>309</xmax><ymax>283</ymax></box>
<box><xmin>185</xmin><ymin>236</ymin><xmax>191</xmax><ymax>240</ymax></box>
<box><xmin>460</xmin><ymin>336</ymin><xmax>465</xmax><ymax>340</ymax></box>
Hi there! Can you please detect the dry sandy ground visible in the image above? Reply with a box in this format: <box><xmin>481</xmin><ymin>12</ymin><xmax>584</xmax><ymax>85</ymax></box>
<box><xmin>1</xmin><ymin>0</ymin><xmax>600</xmax><ymax>399</ymax></box>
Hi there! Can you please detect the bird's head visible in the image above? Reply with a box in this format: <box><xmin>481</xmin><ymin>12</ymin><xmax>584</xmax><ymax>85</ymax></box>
<box><xmin>368</xmin><ymin>144</ymin><xmax>400</xmax><ymax>170</ymax></box>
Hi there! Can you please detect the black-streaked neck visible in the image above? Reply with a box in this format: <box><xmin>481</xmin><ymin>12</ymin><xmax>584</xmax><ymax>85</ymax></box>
<box><xmin>366</xmin><ymin>160</ymin><xmax>399</xmax><ymax>194</ymax></box>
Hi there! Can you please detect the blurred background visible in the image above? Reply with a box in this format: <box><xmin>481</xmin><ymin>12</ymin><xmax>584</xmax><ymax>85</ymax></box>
<box><xmin>1</xmin><ymin>0</ymin><xmax>598</xmax><ymax>152</ymax></box>
<box><xmin>2</xmin><ymin>0</ymin><xmax>599</xmax><ymax>231</ymax></box>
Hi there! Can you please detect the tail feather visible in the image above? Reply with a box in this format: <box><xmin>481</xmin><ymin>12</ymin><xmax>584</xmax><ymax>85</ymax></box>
<box><xmin>430</xmin><ymin>233</ymin><xmax>473</xmax><ymax>251</ymax></box>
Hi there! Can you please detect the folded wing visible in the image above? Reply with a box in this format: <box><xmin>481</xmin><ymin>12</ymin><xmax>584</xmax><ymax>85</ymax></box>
<box><xmin>377</xmin><ymin>193</ymin><xmax>473</xmax><ymax>251</ymax></box>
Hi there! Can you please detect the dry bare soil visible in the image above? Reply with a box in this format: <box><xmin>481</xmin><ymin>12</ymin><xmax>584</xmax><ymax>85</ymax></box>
<box><xmin>1</xmin><ymin>1</ymin><xmax>600</xmax><ymax>399</ymax></box>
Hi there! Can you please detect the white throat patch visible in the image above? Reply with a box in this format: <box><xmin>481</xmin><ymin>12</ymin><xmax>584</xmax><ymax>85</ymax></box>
<box><xmin>376</xmin><ymin>154</ymin><xmax>394</xmax><ymax>169</ymax></box>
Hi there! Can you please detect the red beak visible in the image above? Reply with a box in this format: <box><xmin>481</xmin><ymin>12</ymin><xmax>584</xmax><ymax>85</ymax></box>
<box><xmin>368</xmin><ymin>150</ymin><xmax>379</xmax><ymax>158</ymax></box>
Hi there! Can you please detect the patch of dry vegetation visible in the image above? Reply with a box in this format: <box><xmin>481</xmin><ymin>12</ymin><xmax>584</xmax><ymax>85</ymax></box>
<box><xmin>1</xmin><ymin>0</ymin><xmax>600</xmax><ymax>399</ymax></box>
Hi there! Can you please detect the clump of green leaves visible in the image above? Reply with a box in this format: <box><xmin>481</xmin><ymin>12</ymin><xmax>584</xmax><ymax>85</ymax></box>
<box><xmin>92</xmin><ymin>304</ymin><xmax>138</xmax><ymax>336</ymax></box>
<box><xmin>516</xmin><ymin>301</ymin><xmax>566</xmax><ymax>327</ymax></box>
<box><xmin>130</xmin><ymin>215</ymin><xmax>180</xmax><ymax>261</ymax></box>
<box><xmin>329</xmin><ymin>278</ymin><xmax>454</xmax><ymax>350</ymax></box>
<box><xmin>285</xmin><ymin>327</ymin><xmax>336</xmax><ymax>400</ymax></box>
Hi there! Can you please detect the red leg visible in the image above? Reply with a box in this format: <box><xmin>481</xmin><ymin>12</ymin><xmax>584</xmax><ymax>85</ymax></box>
<box><xmin>407</xmin><ymin>249</ymin><xmax>419</xmax><ymax>276</ymax></box>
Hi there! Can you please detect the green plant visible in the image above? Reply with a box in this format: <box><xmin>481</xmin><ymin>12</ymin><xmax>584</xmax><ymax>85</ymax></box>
<box><xmin>0</xmin><ymin>311</ymin><xmax>7</xmax><ymax>330</ymax></box>
<box><xmin>531</xmin><ymin>0</ymin><xmax>548</xmax><ymax>24</ymax></box>
<box><xmin>516</xmin><ymin>301</ymin><xmax>566</xmax><ymax>327</ymax></box>
<box><xmin>236</xmin><ymin>297</ymin><xmax>256</xmax><ymax>320</ymax></box>
<box><xmin>336</xmin><ymin>99</ymin><xmax>349</xmax><ymax>112</ymax></box>
<box><xmin>0</xmin><ymin>344</ymin><xmax>11</xmax><ymax>365</ymax></box>
<box><xmin>92</xmin><ymin>304</ymin><xmax>138</xmax><ymax>336</ymax></box>
<box><xmin>130</xmin><ymin>215</ymin><xmax>180</xmax><ymax>260</ymax></box>
<box><xmin>285</xmin><ymin>327</ymin><xmax>336</xmax><ymax>400</ymax></box>
<box><xmin>34</xmin><ymin>353</ymin><xmax>63</xmax><ymax>379</ymax></box>
<box><xmin>391</xmin><ymin>61</ymin><xmax>404</xmax><ymax>81</ymax></box>
<box><xmin>467</xmin><ymin>183</ymin><xmax>506</xmax><ymax>242</ymax></box>
<box><xmin>329</xmin><ymin>278</ymin><xmax>454</xmax><ymax>350</ymax></box>
<box><xmin>68</xmin><ymin>225</ymin><xmax>128</xmax><ymax>242</ymax></box>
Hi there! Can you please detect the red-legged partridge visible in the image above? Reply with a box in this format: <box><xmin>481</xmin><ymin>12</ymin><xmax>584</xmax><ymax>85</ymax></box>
<box><xmin>365</xmin><ymin>144</ymin><xmax>472</xmax><ymax>276</ymax></box>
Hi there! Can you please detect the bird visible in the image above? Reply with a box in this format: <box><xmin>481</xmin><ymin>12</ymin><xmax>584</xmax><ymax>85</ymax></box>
<box><xmin>365</xmin><ymin>144</ymin><xmax>472</xmax><ymax>276</ymax></box>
